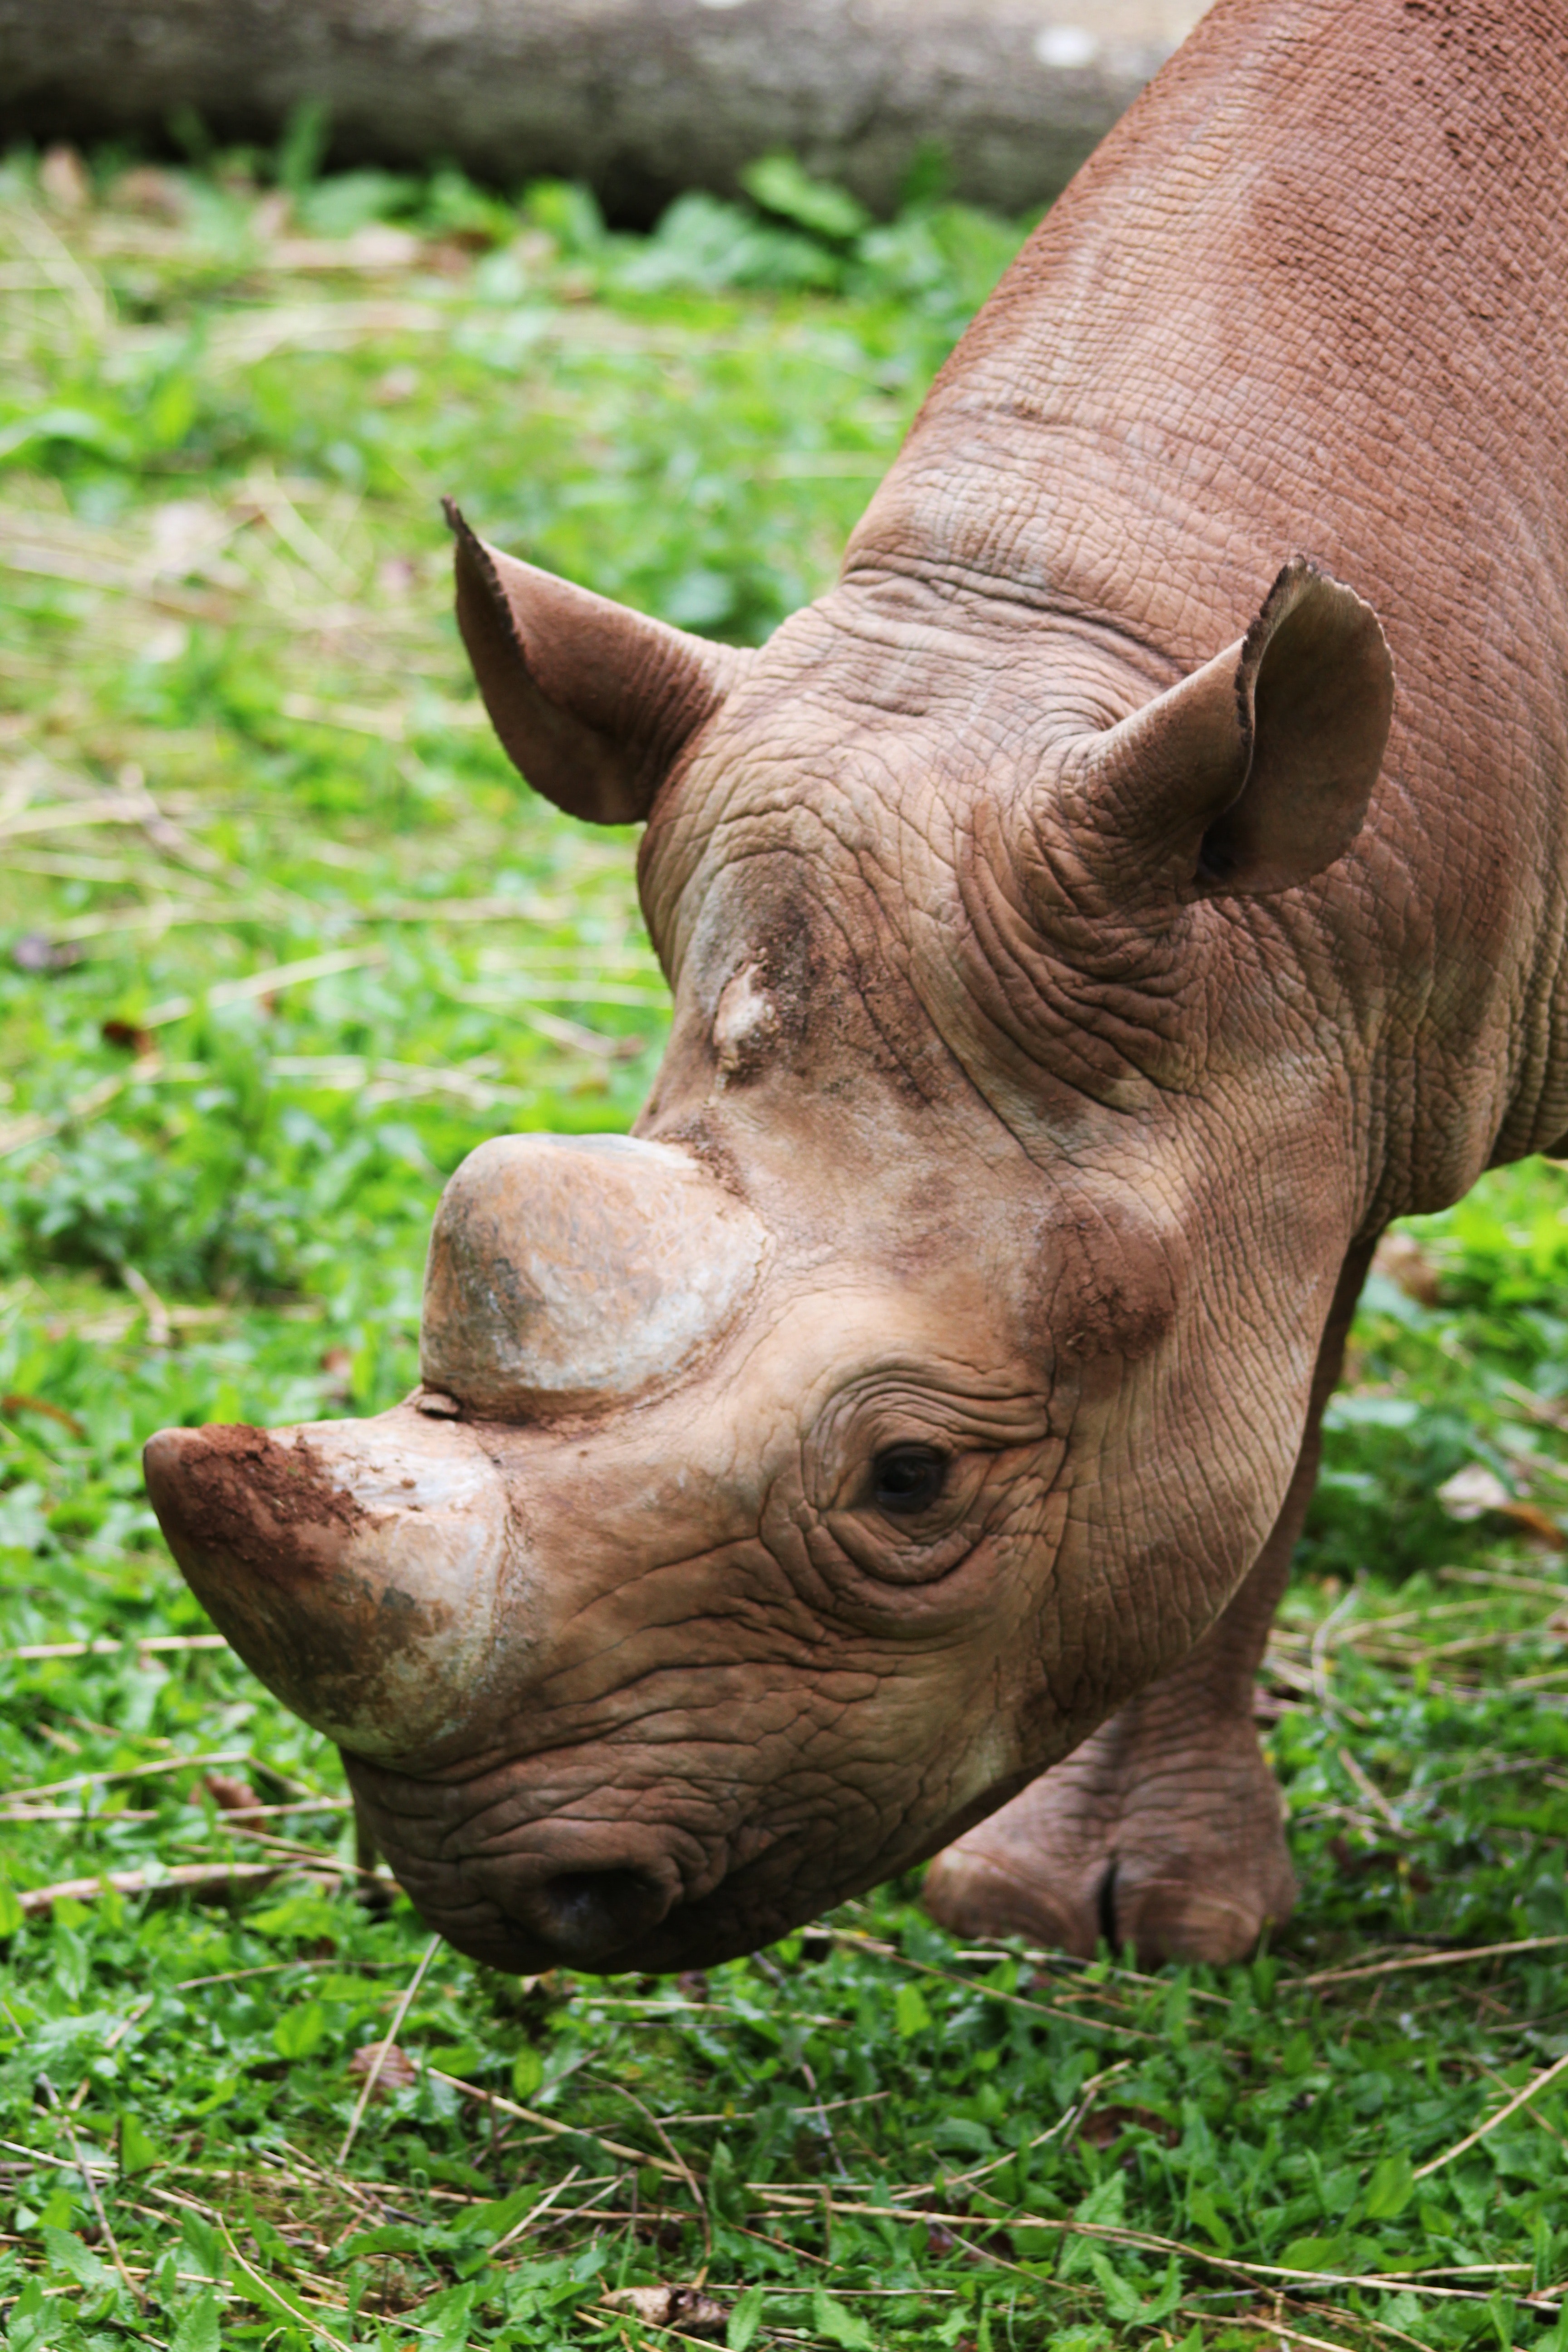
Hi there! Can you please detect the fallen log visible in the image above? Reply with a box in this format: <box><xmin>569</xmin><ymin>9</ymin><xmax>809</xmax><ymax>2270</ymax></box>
<box><xmin>0</xmin><ymin>0</ymin><xmax>1208</xmax><ymax>224</ymax></box>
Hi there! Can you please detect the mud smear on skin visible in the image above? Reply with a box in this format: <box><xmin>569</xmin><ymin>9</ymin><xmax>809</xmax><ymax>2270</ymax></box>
<box><xmin>149</xmin><ymin>1424</ymin><xmax>451</xmax><ymax>1704</ymax></box>
<box><xmin>160</xmin><ymin>1424</ymin><xmax>368</xmax><ymax>1575</ymax></box>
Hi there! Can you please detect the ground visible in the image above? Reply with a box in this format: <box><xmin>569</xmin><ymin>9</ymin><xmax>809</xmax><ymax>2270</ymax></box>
<box><xmin>3</xmin><ymin>142</ymin><xmax>1568</xmax><ymax>2352</ymax></box>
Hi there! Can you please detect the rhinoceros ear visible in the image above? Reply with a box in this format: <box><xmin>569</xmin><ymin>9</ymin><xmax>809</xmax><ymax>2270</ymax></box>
<box><xmin>446</xmin><ymin>500</ymin><xmax>755</xmax><ymax>823</ymax></box>
<box><xmin>1062</xmin><ymin>559</ymin><xmax>1394</xmax><ymax>898</ymax></box>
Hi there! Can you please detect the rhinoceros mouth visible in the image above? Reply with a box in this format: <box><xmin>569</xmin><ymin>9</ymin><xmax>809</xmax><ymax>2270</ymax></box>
<box><xmin>377</xmin><ymin>1856</ymin><xmax>857</xmax><ymax>1977</ymax></box>
<box><xmin>340</xmin><ymin>1733</ymin><xmax>1014</xmax><ymax>1977</ymax></box>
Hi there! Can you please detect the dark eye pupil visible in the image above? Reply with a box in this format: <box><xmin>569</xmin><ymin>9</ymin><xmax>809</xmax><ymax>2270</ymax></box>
<box><xmin>873</xmin><ymin>1446</ymin><xmax>947</xmax><ymax>1516</ymax></box>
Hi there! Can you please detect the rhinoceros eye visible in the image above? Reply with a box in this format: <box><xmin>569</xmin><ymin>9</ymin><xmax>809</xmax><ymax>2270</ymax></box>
<box><xmin>872</xmin><ymin>1444</ymin><xmax>949</xmax><ymax>1517</ymax></box>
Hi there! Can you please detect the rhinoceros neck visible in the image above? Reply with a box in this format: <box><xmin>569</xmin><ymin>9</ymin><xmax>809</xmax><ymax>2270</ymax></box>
<box><xmin>843</xmin><ymin>0</ymin><xmax>1568</xmax><ymax>1219</ymax></box>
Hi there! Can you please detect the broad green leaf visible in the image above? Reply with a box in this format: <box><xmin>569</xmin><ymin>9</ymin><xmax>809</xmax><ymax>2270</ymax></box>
<box><xmin>510</xmin><ymin>2046</ymin><xmax>544</xmax><ymax>2101</ymax></box>
<box><xmin>338</xmin><ymin>2225</ymin><xmax>426</xmax><ymax>2260</ymax></box>
<box><xmin>1073</xmin><ymin>2173</ymin><xmax>1128</xmax><ymax>2229</ymax></box>
<box><xmin>119</xmin><ymin>2115</ymin><xmax>162</xmax><ymax>2175</ymax></box>
<box><xmin>425</xmin><ymin>2040</ymin><xmax>481</xmax><ymax>2078</ymax></box>
<box><xmin>215</xmin><ymin>2252</ymin><xmax>315</xmax><ymax>2341</ymax></box>
<box><xmin>0</xmin><ymin>1880</ymin><xmax>23</xmax><ymax>1937</ymax></box>
<box><xmin>1186</xmin><ymin>2186</ymin><xmax>1234</xmax><ymax>2253</ymax></box>
<box><xmin>894</xmin><ymin>1983</ymin><xmax>931</xmax><ymax>2037</ymax></box>
<box><xmin>0</xmin><ymin>407</ymin><xmax>134</xmax><ymax>466</ymax></box>
<box><xmin>6</xmin><ymin>2278</ymin><xmax>48</xmax><ymax>2352</ymax></box>
<box><xmin>740</xmin><ymin>153</ymin><xmax>872</xmax><ymax>242</ymax></box>
<box><xmin>1364</xmin><ymin>2152</ymin><xmax>1415</xmax><ymax>2220</ymax></box>
<box><xmin>810</xmin><ymin>2287</ymin><xmax>875</xmax><ymax>2348</ymax></box>
<box><xmin>727</xmin><ymin>2282</ymin><xmax>765</xmax><ymax>2352</ymax></box>
<box><xmin>273</xmin><ymin>1999</ymin><xmax>328</xmax><ymax>2059</ymax></box>
<box><xmin>170</xmin><ymin>2288</ymin><xmax>222</xmax><ymax>2352</ymax></box>
<box><xmin>455</xmin><ymin>2182</ymin><xmax>539</xmax><ymax>2248</ymax></box>
<box><xmin>706</xmin><ymin>2138</ymin><xmax>747</xmax><ymax>2225</ymax></box>
<box><xmin>931</xmin><ymin>2117</ymin><xmax>994</xmax><ymax>2157</ymax></box>
<box><xmin>37</xmin><ymin>2184</ymin><xmax>76</xmax><ymax>2233</ymax></box>
<box><xmin>188</xmin><ymin>2075</ymin><xmax>240</xmax><ymax>2118</ymax></box>
<box><xmin>1143</xmin><ymin>2258</ymin><xmax>1186</xmax><ymax>2323</ymax></box>
<box><xmin>41</xmin><ymin>2227</ymin><xmax>113</xmax><ymax>2294</ymax></box>
<box><xmin>1085</xmin><ymin>2250</ymin><xmax>1184</xmax><ymax>2327</ymax></box>
<box><xmin>419</xmin><ymin>2280</ymin><xmax>478</xmax><ymax>2352</ymax></box>
<box><xmin>1086</xmin><ymin>2248</ymin><xmax>1147</xmax><ymax>2325</ymax></box>
<box><xmin>1279</xmin><ymin>2235</ymin><xmax>1351</xmax><ymax>2273</ymax></box>
<box><xmin>1059</xmin><ymin>2171</ymin><xmax>1128</xmax><ymax>2281</ymax></box>
<box><xmin>179</xmin><ymin>2213</ymin><xmax>227</xmax><ymax>2285</ymax></box>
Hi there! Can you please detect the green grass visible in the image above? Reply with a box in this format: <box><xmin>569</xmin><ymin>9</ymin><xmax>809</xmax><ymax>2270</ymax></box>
<box><xmin>3</xmin><ymin>144</ymin><xmax>1568</xmax><ymax>2352</ymax></box>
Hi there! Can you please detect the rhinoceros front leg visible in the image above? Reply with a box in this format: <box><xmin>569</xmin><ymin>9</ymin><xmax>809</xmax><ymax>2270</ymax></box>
<box><xmin>924</xmin><ymin>1239</ymin><xmax>1376</xmax><ymax>1967</ymax></box>
<box><xmin>922</xmin><ymin>1548</ymin><xmax>1301</xmax><ymax>1965</ymax></box>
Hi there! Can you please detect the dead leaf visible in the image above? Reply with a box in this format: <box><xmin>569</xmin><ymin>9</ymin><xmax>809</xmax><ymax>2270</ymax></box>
<box><xmin>371</xmin><ymin>366</ymin><xmax>420</xmax><ymax>406</ymax></box>
<box><xmin>1499</xmin><ymin>1499</ymin><xmax>1567</xmax><ymax>1550</ymax></box>
<box><xmin>203</xmin><ymin>1774</ymin><xmax>261</xmax><ymax>1814</ymax></box>
<box><xmin>424</xmin><ymin>240</ymin><xmax>477</xmax><ymax>277</ymax></box>
<box><xmin>13</xmin><ymin>933</ymin><xmax>82</xmax><ymax>974</ymax></box>
<box><xmin>112</xmin><ymin>167</ymin><xmax>189</xmax><ymax>221</ymax></box>
<box><xmin>1078</xmin><ymin>2103</ymin><xmax>1180</xmax><ymax>2149</ymax></box>
<box><xmin>1437</xmin><ymin>1464</ymin><xmax>1565</xmax><ymax>1547</ymax></box>
<box><xmin>251</xmin><ymin>191</ymin><xmax>292</xmax><ymax>241</ymax></box>
<box><xmin>39</xmin><ymin>146</ymin><xmax>91</xmax><ymax>215</ymax></box>
<box><xmin>0</xmin><ymin>1392</ymin><xmax>87</xmax><ymax>1439</ymax></box>
<box><xmin>348</xmin><ymin>2041</ymin><xmax>418</xmax><ymax>2095</ymax></box>
<box><xmin>1373</xmin><ymin>1229</ymin><xmax>1443</xmax><ymax>1306</ymax></box>
<box><xmin>1437</xmin><ymin>1464</ymin><xmax>1512</xmax><ymax>1521</ymax></box>
<box><xmin>601</xmin><ymin>2285</ymin><xmax>729</xmax><ymax>2336</ymax></box>
<box><xmin>101</xmin><ymin>1019</ymin><xmax>156</xmax><ymax>1055</ymax></box>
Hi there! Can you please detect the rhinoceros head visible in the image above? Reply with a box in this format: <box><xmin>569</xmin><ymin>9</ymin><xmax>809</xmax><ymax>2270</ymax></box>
<box><xmin>144</xmin><ymin>505</ymin><xmax>1392</xmax><ymax>1973</ymax></box>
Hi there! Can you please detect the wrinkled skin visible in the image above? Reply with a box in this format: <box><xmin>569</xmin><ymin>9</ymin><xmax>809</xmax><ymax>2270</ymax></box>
<box><xmin>145</xmin><ymin>0</ymin><xmax>1568</xmax><ymax>1973</ymax></box>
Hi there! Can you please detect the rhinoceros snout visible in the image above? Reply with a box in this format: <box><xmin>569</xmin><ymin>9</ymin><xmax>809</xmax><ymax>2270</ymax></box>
<box><xmin>143</xmin><ymin>1406</ymin><xmax>516</xmax><ymax>1761</ymax></box>
<box><xmin>514</xmin><ymin>1865</ymin><xmax>675</xmax><ymax>1965</ymax></box>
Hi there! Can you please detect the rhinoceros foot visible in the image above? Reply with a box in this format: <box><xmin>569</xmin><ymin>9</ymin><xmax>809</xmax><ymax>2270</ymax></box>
<box><xmin>922</xmin><ymin>1710</ymin><xmax>1295</xmax><ymax>1969</ymax></box>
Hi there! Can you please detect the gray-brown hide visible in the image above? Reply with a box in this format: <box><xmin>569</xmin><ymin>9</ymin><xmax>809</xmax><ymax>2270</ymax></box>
<box><xmin>145</xmin><ymin>0</ymin><xmax>1568</xmax><ymax>1974</ymax></box>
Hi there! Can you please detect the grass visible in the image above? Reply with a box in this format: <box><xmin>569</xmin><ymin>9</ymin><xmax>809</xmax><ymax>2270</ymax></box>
<box><xmin>2</xmin><ymin>140</ymin><xmax>1568</xmax><ymax>2352</ymax></box>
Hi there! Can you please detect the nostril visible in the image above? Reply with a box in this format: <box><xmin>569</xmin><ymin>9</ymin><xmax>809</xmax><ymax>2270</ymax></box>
<box><xmin>534</xmin><ymin>1867</ymin><xmax>671</xmax><ymax>1964</ymax></box>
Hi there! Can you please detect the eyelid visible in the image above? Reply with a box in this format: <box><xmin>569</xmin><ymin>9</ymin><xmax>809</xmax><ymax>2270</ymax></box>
<box><xmin>823</xmin><ymin>1497</ymin><xmax>980</xmax><ymax>1586</ymax></box>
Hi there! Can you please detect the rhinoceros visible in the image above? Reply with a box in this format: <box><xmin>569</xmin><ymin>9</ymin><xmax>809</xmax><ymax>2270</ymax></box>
<box><xmin>143</xmin><ymin>0</ymin><xmax>1568</xmax><ymax>1975</ymax></box>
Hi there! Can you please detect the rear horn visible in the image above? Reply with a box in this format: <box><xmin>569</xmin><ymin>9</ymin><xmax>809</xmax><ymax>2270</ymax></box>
<box><xmin>420</xmin><ymin>1132</ymin><xmax>771</xmax><ymax>1419</ymax></box>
